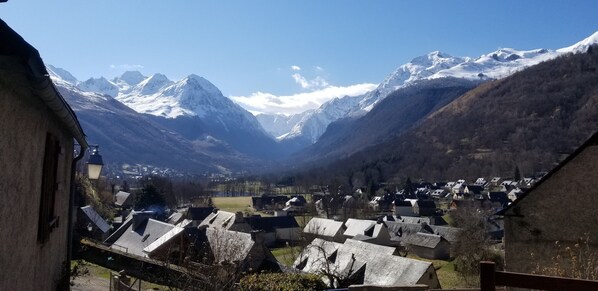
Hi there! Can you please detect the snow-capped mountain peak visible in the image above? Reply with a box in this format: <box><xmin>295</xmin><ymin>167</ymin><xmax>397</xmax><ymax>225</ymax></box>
<box><xmin>135</xmin><ymin>73</ymin><xmax>173</xmax><ymax>95</ymax></box>
<box><xmin>116</xmin><ymin>71</ymin><xmax>146</xmax><ymax>86</ymax></box>
<box><xmin>557</xmin><ymin>31</ymin><xmax>598</xmax><ymax>54</ymax></box>
<box><xmin>278</xmin><ymin>30</ymin><xmax>598</xmax><ymax>144</ymax></box>
<box><xmin>46</xmin><ymin>65</ymin><xmax>79</xmax><ymax>86</ymax></box>
<box><xmin>78</xmin><ymin>76</ymin><xmax>119</xmax><ymax>97</ymax></box>
<box><xmin>183</xmin><ymin>74</ymin><xmax>223</xmax><ymax>97</ymax></box>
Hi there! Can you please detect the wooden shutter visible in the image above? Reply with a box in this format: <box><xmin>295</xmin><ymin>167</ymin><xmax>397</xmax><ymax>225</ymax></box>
<box><xmin>37</xmin><ymin>133</ymin><xmax>61</xmax><ymax>244</ymax></box>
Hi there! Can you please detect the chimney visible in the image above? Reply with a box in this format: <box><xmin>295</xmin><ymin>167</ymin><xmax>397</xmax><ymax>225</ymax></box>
<box><xmin>235</xmin><ymin>211</ymin><xmax>244</xmax><ymax>223</ymax></box>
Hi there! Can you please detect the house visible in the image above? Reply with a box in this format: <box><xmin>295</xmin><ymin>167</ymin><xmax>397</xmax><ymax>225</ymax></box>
<box><xmin>205</xmin><ymin>227</ymin><xmax>277</xmax><ymax>273</ymax></box>
<box><xmin>404</xmin><ymin>232</ymin><xmax>451</xmax><ymax>260</ymax></box>
<box><xmin>501</xmin><ymin>132</ymin><xmax>598</xmax><ymax>275</ymax></box>
<box><xmin>76</xmin><ymin>205</ymin><xmax>111</xmax><ymax>241</ymax></box>
<box><xmin>104</xmin><ymin>211</ymin><xmax>174</xmax><ymax>257</ymax></box>
<box><xmin>143</xmin><ymin>219</ymin><xmax>192</xmax><ymax>261</ymax></box>
<box><xmin>451</xmin><ymin>179</ymin><xmax>466</xmax><ymax>194</ymax></box>
<box><xmin>0</xmin><ymin>20</ymin><xmax>89</xmax><ymax>290</ymax></box>
<box><xmin>244</xmin><ymin>215</ymin><xmax>301</xmax><ymax>246</ymax></box>
<box><xmin>294</xmin><ymin>238</ymin><xmax>440</xmax><ymax>288</ymax></box>
<box><xmin>507</xmin><ymin>188</ymin><xmax>524</xmax><ymax>202</ymax></box>
<box><xmin>185</xmin><ymin>206</ymin><xmax>215</xmax><ymax>226</ymax></box>
<box><xmin>114</xmin><ymin>190</ymin><xmax>135</xmax><ymax>208</ymax></box>
<box><xmin>430</xmin><ymin>189</ymin><xmax>448</xmax><ymax>198</ymax></box>
<box><xmin>386</xmin><ymin>221</ymin><xmax>461</xmax><ymax>256</ymax></box>
<box><xmin>283</xmin><ymin>196</ymin><xmax>307</xmax><ymax>213</ymax></box>
<box><xmin>413</xmin><ymin>200</ymin><xmax>437</xmax><ymax>216</ymax></box>
<box><xmin>166</xmin><ymin>208</ymin><xmax>187</xmax><ymax>225</ymax></box>
<box><xmin>490</xmin><ymin>177</ymin><xmax>502</xmax><ymax>186</ymax></box>
<box><xmin>473</xmin><ymin>177</ymin><xmax>487</xmax><ymax>187</ymax></box>
<box><xmin>199</xmin><ymin>210</ymin><xmax>252</xmax><ymax>232</ymax></box>
<box><xmin>394</xmin><ymin>199</ymin><xmax>416</xmax><ymax>216</ymax></box>
<box><xmin>303</xmin><ymin>217</ymin><xmax>346</xmax><ymax>242</ymax></box>
<box><xmin>343</xmin><ymin>218</ymin><xmax>392</xmax><ymax>246</ymax></box>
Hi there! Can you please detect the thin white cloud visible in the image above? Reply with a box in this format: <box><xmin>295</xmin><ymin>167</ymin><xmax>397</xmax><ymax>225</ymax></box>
<box><xmin>291</xmin><ymin>65</ymin><xmax>301</xmax><ymax>71</ymax></box>
<box><xmin>292</xmin><ymin>73</ymin><xmax>329</xmax><ymax>89</ymax></box>
<box><xmin>110</xmin><ymin>64</ymin><xmax>145</xmax><ymax>70</ymax></box>
<box><xmin>231</xmin><ymin>83</ymin><xmax>377</xmax><ymax>115</ymax></box>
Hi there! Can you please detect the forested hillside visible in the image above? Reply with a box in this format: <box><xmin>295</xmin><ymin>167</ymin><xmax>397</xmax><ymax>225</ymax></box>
<box><xmin>299</xmin><ymin>46</ymin><xmax>598</xmax><ymax>186</ymax></box>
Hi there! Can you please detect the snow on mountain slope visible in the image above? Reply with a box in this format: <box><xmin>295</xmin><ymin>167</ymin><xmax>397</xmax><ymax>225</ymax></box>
<box><xmin>280</xmin><ymin>30</ymin><xmax>598</xmax><ymax>144</ymax></box>
<box><xmin>78</xmin><ymin>76</ymin><xmax>120</xmax><ymax>97</ymax></box>
<box><xmin>557</xmin><ymin>31</ymin><xmax>598</xmax><ymax>54</ymax></box>
<box><xmin>112</xmin><ymin>73</ymin><xmax>266</xmax><ymax>138</ymax></box>
<box><xmin>283</xmin><ymin>94</ymin><xmax>363</xmax><ymax>143</ymax></box>
<box><xmin>256</xmin><ymin>111</ymin><xmax>312</xmax><ymax>138</ymax></box>
<box><xmin>47</xmin><ymin>65</ymin><xmax>79</xmax><ymax>85</ymax></box>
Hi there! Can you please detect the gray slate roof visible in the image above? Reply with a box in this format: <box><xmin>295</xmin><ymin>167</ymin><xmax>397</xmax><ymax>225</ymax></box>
<box><xmin>115</xmin><ymin>191</ymin><xmax>134</xmax><ymax>207</ymax></box>
<box><xmin>108</xmin><ymin>218</ymin><xmax>174</xmax><ymax>257</ymax></box>
<box><xmin>304</xmin><ymin>218</ymin><xmax>345</xmax><ymax>238</ymax></box>
<box><xmin>404</xmin><ymin>232</ymin><xmax>446</xmax><ymax>249</ymax></box>
<box><xmin>206</xmin><ymin>228</ymin><xmax>255</xmax><ymax>263</ymax></box>
<box><xmin>295</xmin><ymin>238</ymin><xmax>436</xmax><ymax>286</ymax></box>
<box><xmin>79</xmin><ymin>205</ymin><xmax>110</xmax><ymax>233</ymax></box>
<box><xmin>386</xmin><ymin>221</ymin><xmax>461</xmax><ymax>244</ymax></box>
<box><xmin>200</xmin><ymin>210</ymin><xmax>252</xmax><ymax>232</ymax></box>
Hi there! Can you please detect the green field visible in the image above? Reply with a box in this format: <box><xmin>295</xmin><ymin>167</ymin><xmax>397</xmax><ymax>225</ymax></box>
<box><xmin>271</xmin><ymin>246</ymin><xmax>303</xmax><ymax>266</ymax></box>
<box><xmin>211</xmin><ymin>196</ymin><xmax>253</xmax><ymax>213</ymax></box>
<box><xmin>406</xmin><ymin>255</ymin><xmax>464</xmax><ymax>289</ymax></box>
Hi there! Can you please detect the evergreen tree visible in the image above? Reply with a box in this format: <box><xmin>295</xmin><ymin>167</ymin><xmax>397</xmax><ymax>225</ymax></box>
<box><xmin>514</xmin><ymin>166</ymin><xmax>521</xmax><ymax>181</ymax></box>
<box><xmin>135</xmin><ymin>184</ymin><xmax>166</xmax><ymax>210</ymax></box>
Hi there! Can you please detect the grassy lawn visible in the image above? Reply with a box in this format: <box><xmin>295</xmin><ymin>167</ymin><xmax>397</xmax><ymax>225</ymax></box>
<box><xmin>406</xmin><ymin>255</ymin><xmax>464</xmax><ymax>289</ymax></box>
<box><xmin>72</xmin><ymin>260</ymin><xmax>170</xmax><ymax>290</ymax></box>
<box><xmin>271</xmin><ymin>246</ymin><xmax>303</xmax><ymax>266</ymax></box>
<box><xmin>211</xmin><ymin>196</ymin><xmax>253</xmax><ymax>213</ymax></box>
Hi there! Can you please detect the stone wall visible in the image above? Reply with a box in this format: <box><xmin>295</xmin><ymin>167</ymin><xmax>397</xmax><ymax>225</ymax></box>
<box><xmin>0</xmin><ymin>69</ymin><xmax>75</xmax><ymax>290</ymax></box>
<box><xmin>504</xmin><ymin>143</ymin><xmax>598</xmax><ymax>274</ymax></box>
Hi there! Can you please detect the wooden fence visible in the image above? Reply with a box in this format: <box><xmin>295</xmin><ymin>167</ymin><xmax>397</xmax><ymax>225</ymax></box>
<box><xmin>480</xmin><ymin>261</ymin><xmax>598</xmax><ymax>291</ymax></box>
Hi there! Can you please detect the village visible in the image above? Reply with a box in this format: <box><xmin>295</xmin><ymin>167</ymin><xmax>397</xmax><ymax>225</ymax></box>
<box><xmin>2</xmin><ymin>3</ymin><xmax>598</xmax><ymax>291</ymax></box>
<box><xmin>71</xmin><ymin>149</ymin><xmax>598</xmax><ymax>290</ymax></box>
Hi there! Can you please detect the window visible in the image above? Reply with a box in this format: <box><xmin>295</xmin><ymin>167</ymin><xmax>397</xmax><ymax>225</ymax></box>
<box><xmin>37</xmin><ymin>133</ymin><xmax>61</xmax><ymax>244</ymax></box>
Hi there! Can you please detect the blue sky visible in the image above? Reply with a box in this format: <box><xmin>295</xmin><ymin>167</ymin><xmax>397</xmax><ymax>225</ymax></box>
<box><xmin>1</xmin><ymin>1</ymin><xmax>597</xmax><ymax>114</ymax></box>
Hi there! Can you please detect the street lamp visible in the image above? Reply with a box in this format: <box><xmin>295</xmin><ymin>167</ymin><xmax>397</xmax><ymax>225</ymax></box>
<box><xmin>87</xmin><ymin>145</ymin><xmax>104</xmax><ymax>180</ymax></box>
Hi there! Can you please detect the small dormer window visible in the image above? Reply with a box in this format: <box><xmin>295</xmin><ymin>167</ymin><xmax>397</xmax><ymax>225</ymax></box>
<box><xmin>327</xmin><ymin>251</ymin><xmax>337</xmax><ymax>263</ymax></box>
<box><xmin>222</xmin><ymin>216</ymin><xmax>233</xmax><ymax>228</ymax></box>
<box><xmin>209</xmin><ymin>214</ymin><xmax>218</xmax><ymax>224</ymax></box>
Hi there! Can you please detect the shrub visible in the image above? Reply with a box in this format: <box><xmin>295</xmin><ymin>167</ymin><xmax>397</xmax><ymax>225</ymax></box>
<box><xmin>239</xmin><ymin>272</ymin><xmax>326</xmax><ymax>291</ymax></box>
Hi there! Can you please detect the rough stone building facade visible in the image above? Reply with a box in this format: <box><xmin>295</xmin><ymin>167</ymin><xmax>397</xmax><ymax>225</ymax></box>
<box><xmin>0</xmin><ymin>19</ymin><xmax>88</xmax><ymax>290</ymax></box>
<box><xmin>502</xmin><ymin>132</ymin><xmax>598</xmax><ymax>275</ymax></box>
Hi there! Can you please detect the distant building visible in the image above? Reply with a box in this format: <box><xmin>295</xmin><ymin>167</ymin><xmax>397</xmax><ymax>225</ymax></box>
<box><xmin>343</xmin><ymin>218</ymin><xmax>393</xmax><ymax>246</ymax></box>
<box><xmin>0</xmin><ymin>19</ymin><xmax>89</xmax><ymax>290</ymax></box>
<box><xmin>114</xmin><ymin>191</ymin><xmax>135</xmax><ymax>208</ymax></box>
<box><xmin>105</xmin><ymin>211</ymin><xmax>173</xmax><ymax>257</ymax></box>
<box><xmin>244</xmin><ymin>215</ymin><xmax>301</xmax><ymax>246</ymax></box>
<box><xmin>404</xmin><ymin>232</ymin><xmax>451</xmax><ymax>260</ymax></box>
<box><xmin>77</xmin><ymin>206</ymin><xmax>110</xmax><ymax>241</ymax></box>
<box><xmin>303</xmin><ymin>217</ymin><xmax>346</xmax><ymax>243</ymax></box>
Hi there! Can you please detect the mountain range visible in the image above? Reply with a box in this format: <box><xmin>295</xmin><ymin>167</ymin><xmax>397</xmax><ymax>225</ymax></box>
<box><xmin>48</xmin><ymin>66</ymin><xmax>280</xmax><ymax>174</ymax></box>
<box><xmin>49</xmin><ymin>30</ymin><xmax>598</xmax><ymax>176</ymax></box>
<box><xmin>306</xmin><ymin>46</ymin><xmax>598</xmax><ymax>184</ymax></box>
<box><xmin>259</xmin><ymin>31</ymin><xmax>598</xmax><ymax>149</ymax></box>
